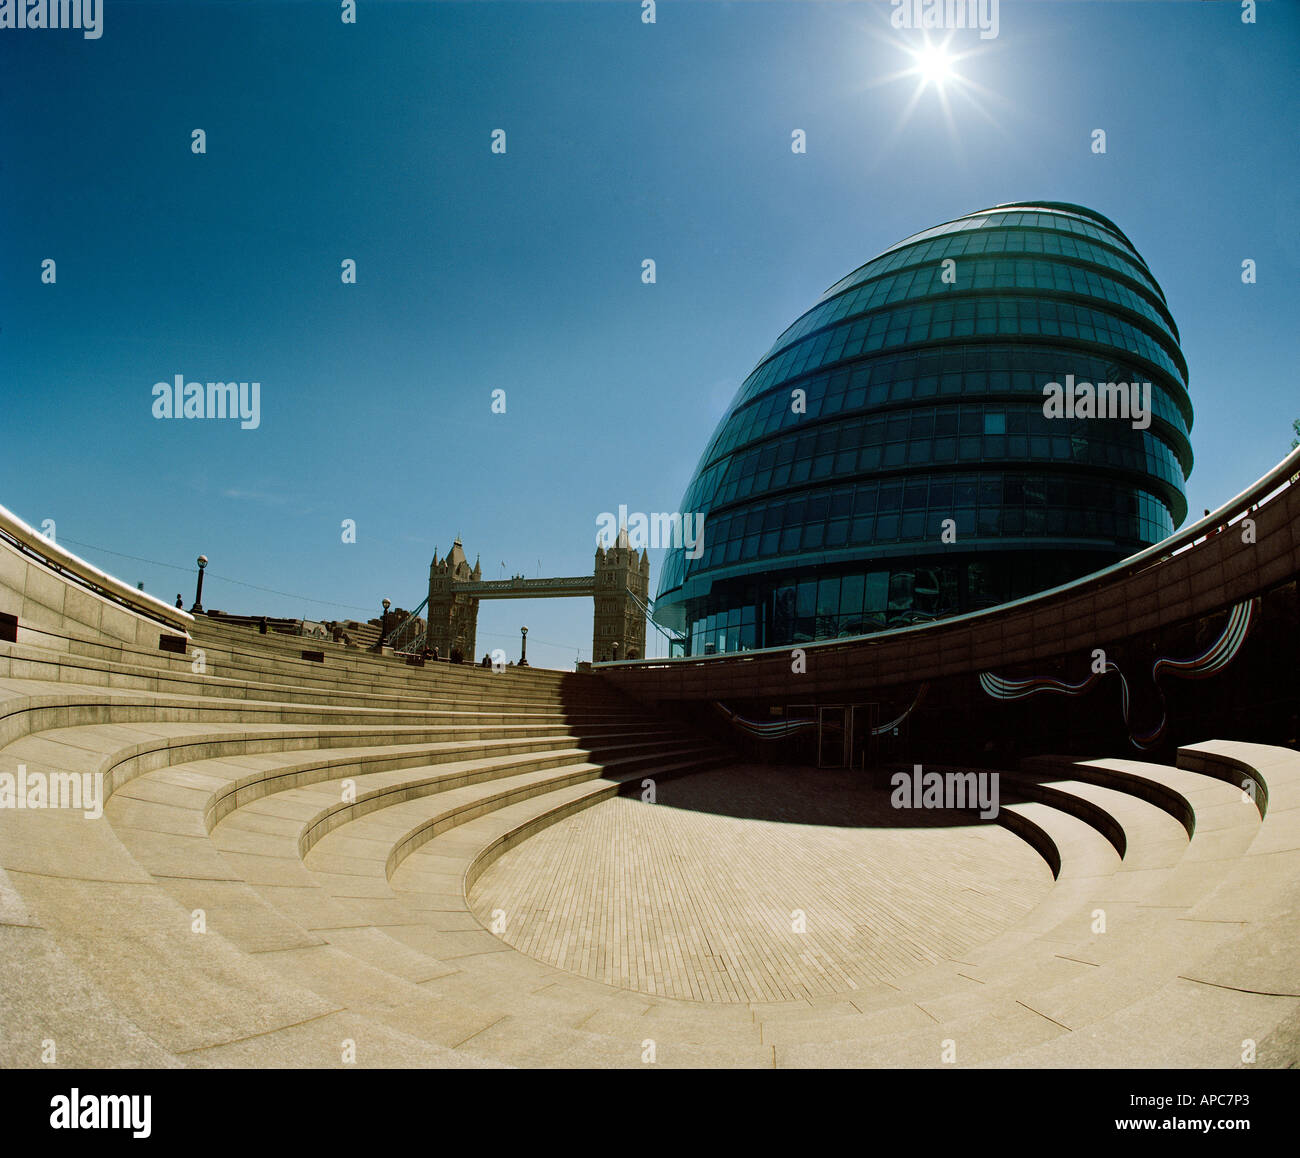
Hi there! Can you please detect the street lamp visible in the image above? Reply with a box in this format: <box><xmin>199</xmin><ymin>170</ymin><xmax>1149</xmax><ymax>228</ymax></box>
<box><xmin>375</xmin><ymin>597</ymin><xmax>391</xmax><ymax>651</ymax></box>
<box><xmin>519</xmin><ymin>625</ymin><xmax>529</xmax><ymax>667</ymax></box>
<box><xmin>191</xmin><ymin>555</ymin><xmax>208</xmax><ymax>614</ymax></box>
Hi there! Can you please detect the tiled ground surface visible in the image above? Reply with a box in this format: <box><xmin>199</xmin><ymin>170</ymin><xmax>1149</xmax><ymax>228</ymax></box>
<box><xmin>469</xmin><ymin>765</ymin><xmax>1053</xmax><ymax>1003</ymax></box>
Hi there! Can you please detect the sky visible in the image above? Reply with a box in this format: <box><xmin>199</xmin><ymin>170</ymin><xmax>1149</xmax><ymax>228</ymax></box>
<box><xmin>1</xmin><ymin>0</ymin><xmax>1296</xmax><ymax>669</ymax></box>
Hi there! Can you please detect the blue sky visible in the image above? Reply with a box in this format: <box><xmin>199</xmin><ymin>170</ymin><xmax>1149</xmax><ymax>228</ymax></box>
<box><xmin>2</xmin><ymin>0</ymin><xmax>1296</xmax><ymax>668</ymax></box>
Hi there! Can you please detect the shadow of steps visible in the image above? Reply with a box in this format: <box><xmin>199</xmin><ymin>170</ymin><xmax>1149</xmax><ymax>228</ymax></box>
<box><xmin>1179</xmin><ymin>738</ymin><xmax>1300</xmax><ymax>816</ymax></box>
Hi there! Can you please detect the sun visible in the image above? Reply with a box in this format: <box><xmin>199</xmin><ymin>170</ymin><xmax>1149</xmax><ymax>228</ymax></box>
<box><xmin>855</xmin><ymin>22</ymin><xmax>1004</xmax><ymax>158</ymax></box>
<box><xmin>912</xmin><ymin>42</ymin><xmax>955</xmax><ymax>90</ymax></box>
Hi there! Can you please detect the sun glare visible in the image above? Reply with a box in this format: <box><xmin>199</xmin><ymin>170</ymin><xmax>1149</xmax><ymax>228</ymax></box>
<box><xmin>913</xmin><ymin>42</ymin><xmax>955</xmax><ymax>89</ymax></box>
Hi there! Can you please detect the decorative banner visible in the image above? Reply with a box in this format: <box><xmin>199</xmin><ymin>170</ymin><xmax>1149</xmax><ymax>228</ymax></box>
<box><xmin>712</xmin><ymin>703</ymin><xmax>819</xmax><ymax>740</ymax></box>
<box><xmin>713</xmin><ymin>682</ymin><xmax>930</xmax><ymax>741</ymax></box>
<box><xmin>979</xmin><ymin>599</ymin><xmax>1258</xmax><ymax>749</ymax></box>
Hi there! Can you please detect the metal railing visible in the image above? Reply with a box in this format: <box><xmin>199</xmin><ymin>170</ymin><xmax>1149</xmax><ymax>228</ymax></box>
<box><xmin>384</xmin><ymin>595</ymin><xmax>429</xmax><ymax>652</ymax></box>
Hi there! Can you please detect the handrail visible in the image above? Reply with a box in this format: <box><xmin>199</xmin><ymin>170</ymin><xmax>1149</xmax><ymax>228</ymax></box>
<box><xmin>385</xmin><ymin>595</ymin><xmax>429</xmax><ymax>650</ymax></box>
<box><xmin>0</xmin><ymin>502</ymin><xmax>194</xmax><ymax>635</ymax></box>
<box><xmin>626</xmin><ymin>586</ymin><xmax>686</xmax><ymax>646</ymax></box>
<box><xmin>607</xmin><ymin>444</ymin><xmax>1300</xmax><ymax>670</ymax></box>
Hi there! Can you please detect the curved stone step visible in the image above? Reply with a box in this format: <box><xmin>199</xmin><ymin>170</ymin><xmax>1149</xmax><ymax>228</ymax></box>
<box><xmin>765</xmin><ymin>753</ymin><xmax>1293</xmax><ymax>1064</ymax></box>
<box><xmin>116</xmin><ymin>751</ymin><xmax>759</xmax><ymax>1066</ymax></box>
<box><xmin>1</xmin><ymin>648</ymin><xmax>613</xmax><ymax>719</ymax></box>
<box><xmin>1</xmin><ymin>714</ymin><xmax>683</xmax><ymax>827</ymax></box>
<box><xmin>0</xmin><ymin>676</ymin><xmax>649</xmax><ymax>753</ymax></box>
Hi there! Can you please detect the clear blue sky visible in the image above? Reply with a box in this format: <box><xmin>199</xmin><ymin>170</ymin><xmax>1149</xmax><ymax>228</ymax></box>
<box><xmin>2</xmin><ymin>1</ymin><xmax>1296</xmax><ymax>669</ymax></box>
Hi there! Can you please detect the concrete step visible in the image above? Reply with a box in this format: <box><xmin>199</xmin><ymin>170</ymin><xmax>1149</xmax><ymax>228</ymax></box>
<box><xmin>3</xmin><ymin>636</ymin><xmax>633</xmax><ymax>713</ymax></box>
<box><xmin>0</xmin><ymin>680</ymin><xmax>655</xmax><ymax>759</ymax></box>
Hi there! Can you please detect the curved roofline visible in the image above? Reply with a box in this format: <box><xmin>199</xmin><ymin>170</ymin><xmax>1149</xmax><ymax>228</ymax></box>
<box><xmin>768</xmin><ymin>275</ymin><xmax>1188</xmax><ymax>389</ymax></box>
<box><xmin>986</xmin><ymin>200</ymin><xmax>1142</xmax><ymax>257</ymax></box>
<box><xmin>828</xmin><ymin>200</ymin><xmax>1154</xmax><ymax>285</ymax></box>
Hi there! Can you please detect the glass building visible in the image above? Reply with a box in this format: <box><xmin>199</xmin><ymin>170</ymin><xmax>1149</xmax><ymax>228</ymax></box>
<box><xmin>653</xmin><ymin>202</ymin><xmax>1193</xmax><ymax>656</ymax></box>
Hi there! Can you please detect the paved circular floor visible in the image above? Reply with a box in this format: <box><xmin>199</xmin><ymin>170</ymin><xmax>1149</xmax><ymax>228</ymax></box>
<box><xmin>468</xmin><ymin>765</ymin><xmax>1054</xmax><ymax>1003</ymax></box>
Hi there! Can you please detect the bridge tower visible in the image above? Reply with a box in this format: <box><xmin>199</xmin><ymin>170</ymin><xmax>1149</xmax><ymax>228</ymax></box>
<box><xmin>593</xmin><ymin>527</ymin><xmax>649</xmax><ymax>661</ymax></box>
<box><xmin>426</xmin><ymin>539</ymin><xmax>480</xmax><ymax>658</ymax></box>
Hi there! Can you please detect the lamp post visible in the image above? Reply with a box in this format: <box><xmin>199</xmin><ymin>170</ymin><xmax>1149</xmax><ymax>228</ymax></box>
<box><xmin>191</xmin><ymin>555</ymin><xmax>207</xmax><ymax>614</ymax></box>
<box><xmin>375</xmin><ymin>597</ymin><xmax>391</xmax><ymax>651</ymax></box>
<box><xmin>519</xmin><ymin>625</ymin><xmax>529</xmax><ymax>667</ymax></box>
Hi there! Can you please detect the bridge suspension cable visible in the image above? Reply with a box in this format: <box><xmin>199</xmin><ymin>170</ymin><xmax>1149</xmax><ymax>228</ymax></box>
<box><xmin>384</xmin><ymin>594</ymin><xmax>429</xmax><ymax>652</ymax></box>
<box><xmin>626</xmin><ymin>587</ymin><xmax>686</xmax><ymax>647</ymax></box>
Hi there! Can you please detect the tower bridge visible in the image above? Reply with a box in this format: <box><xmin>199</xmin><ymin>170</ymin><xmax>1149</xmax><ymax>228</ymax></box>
<box><xmin>421</xmin><ymin>531</ymin><xmax>649</xmax><ymax>663</ymax></box>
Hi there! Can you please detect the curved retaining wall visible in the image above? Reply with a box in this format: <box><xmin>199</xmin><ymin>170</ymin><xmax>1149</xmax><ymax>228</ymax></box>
<box><xmin>0</xmin><ymin>502</ymin><xmax>192</xmax><ymax>653</ymax></box>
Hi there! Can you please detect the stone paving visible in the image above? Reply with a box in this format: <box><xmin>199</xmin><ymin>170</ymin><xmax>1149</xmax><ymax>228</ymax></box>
<box><xmin>469</xmin><ymin>765</ymin><xmax>1053</xmax><ymax>1003</ymax></box>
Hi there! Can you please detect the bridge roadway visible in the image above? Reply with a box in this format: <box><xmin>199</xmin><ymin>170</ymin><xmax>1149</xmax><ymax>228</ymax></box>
<box><xmin>452</xmin><ymin>575</ymin><xmax>595</xmax><ymax>599</ymax></box>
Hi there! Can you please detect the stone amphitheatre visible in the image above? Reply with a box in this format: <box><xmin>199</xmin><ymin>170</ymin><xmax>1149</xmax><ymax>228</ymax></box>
<box><xmin>0</xmin><ymin>451</ymin><xmax>1297</xmax><ymax>1069</ymax></box>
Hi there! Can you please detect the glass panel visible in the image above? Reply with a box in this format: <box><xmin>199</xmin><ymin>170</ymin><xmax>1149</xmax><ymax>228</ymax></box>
<box><xmin>864</xmin><ymin>571</ymin><xmax>889</xmax><ymax>612</ymax></box>
<box><xmin>840</xmin><ymin>573</ymin><xmax>865</xmax><ymax>615</ymax></box>
<box><xmin>816</xmin><ymin>577</ymin><xmax>840</xmax><ymax>617</ymax></box>
<box><xmin>796</xmin><ymin>580</ymin><xmax>817</xmax><ymax>618</ymax></box>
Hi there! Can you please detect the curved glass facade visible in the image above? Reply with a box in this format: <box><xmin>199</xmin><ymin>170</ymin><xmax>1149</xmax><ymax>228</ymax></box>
<box><xmin>655</xmin><ymin>202</ymin><xmax>1193</xmax><ymax>655</ymax></box>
